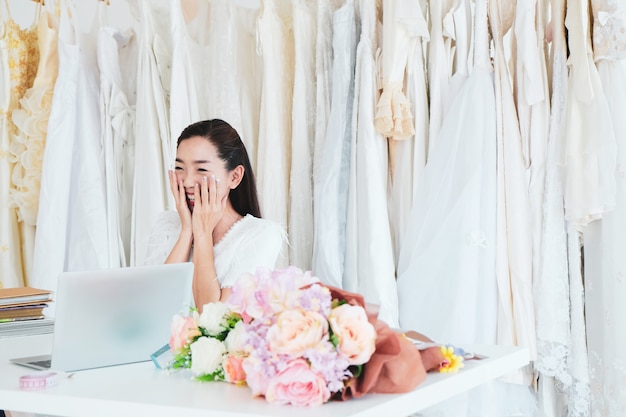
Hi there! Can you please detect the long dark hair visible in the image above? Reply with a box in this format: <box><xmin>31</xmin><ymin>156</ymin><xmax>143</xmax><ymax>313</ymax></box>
<box><xmin>177</xmin><ymin>119</ymin><xmax>261</xmax><ymax>218</ymax></box>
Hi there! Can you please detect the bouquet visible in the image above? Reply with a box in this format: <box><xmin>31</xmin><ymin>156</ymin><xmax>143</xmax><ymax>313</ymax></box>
<box><xmin>167</xmin><ymin>266</ymin><xmax>462</xmax><ymax>406</ymax></box>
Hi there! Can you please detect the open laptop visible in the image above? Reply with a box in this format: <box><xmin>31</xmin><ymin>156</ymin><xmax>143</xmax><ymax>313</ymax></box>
<box><xmin>10</xmin><ymin>262</ymin><xmax>193</xmax><ymax>372</ymax></box>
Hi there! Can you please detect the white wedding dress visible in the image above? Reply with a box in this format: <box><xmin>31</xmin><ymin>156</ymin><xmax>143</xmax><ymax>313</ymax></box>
<box><xmin>129</xmin><ymin>0</ymin><xmax>174</xmax><ymax>266</ymax></box>
<box><xmin>144</xmin><ymin>211</ymin><xmax>286</xmax><ymax>289</ymax></box>
<box><xmin>32</xmin><ymin>2</ymin><xmax>109</xmax><ymax>314</ymax></box>
<box><xmin>255</xmin><ymin>0</ymin><xmax>294</xmax><ymax>269</ymax></box>
<box><xmin>343</xmin><ymin>0</ymin><xmax>397</xmax><ymax>327</ymax></box>
<box><xmin>311</xmin><ymin>0</ymin><xmax>357</xmax><ymax>288</ymax></box>
<box><xmin>97</xmin><ymin>14</ymin><xmax>138</xmax><ymax>268</ymax></box>
<box><xmin>583</xmin><ymin>1</ymin><xmax>626</xmax><ymax>415</ymax></box>
<box><xmin>288</xmin><ymin>0</ymin><xmax>316</xmax><ymax>271</ymax></box>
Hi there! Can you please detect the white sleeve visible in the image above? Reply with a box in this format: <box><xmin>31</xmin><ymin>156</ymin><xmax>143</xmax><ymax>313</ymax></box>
<box><xmin>142</xmin><ymin>211</ymin><xmax>182</xmax><ymax>266</ymax></box>
<box><xmin>220</xmin><ymin>220</ymin><xmax>287</xmax><ymax>288</ymax></box>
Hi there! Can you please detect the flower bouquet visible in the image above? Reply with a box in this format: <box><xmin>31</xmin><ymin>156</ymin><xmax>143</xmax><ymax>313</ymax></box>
<box><xmin>167</xmin><ymin>266</ymin><xmax>461</xmax><ymax>406</ymax></box>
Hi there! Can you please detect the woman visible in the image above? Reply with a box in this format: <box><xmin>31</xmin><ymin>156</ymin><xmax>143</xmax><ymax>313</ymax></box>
<box><xmin>145</xmin><ymin>119</ymin><xmax>286</xmax><ymax>310</ymax></box>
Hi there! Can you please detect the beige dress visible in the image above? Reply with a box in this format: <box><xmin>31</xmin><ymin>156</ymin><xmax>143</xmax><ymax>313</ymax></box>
<box><xmin>0</xmin><ymin>0</ymin><xmax>39</xmax><ymax>289</ymax></box>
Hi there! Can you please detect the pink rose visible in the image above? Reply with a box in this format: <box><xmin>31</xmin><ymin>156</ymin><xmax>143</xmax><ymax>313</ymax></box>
<box><xmin>265</xmin><ymin>359</ymin><xmax>331</xmax><ymax>406</ymax></box>
<box><xmin>169</xmin><ymin>315</ymin><xmax>200</xmax><ymax>353</ymax></box>
<box><xmin>223</xmin><ymin>355</ymin><xmax>247</xmax><ymax>385</ymax></box>
<box><xmin>267</xmin><ymin>309</ymin><xmax>328</xmax><ymax>356</ymax></box>
<box><xmin>242</xmin><ymin>357</ymin><xmax>270</xmax><ymax>397</ymax></box>
<box><xmin>328</xmin><ymin>304</ymin><xmax>376</xmax><ymax>365</ymax></box>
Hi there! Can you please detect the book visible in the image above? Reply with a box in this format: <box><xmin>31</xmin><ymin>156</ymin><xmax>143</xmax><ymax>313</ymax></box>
<box><xmin>0</xmin><ymin>303</ymin><xmax>48</xmax><ymax>320</ymax></box>
<box><xmin>0</xmin><ymin>287</ymin><xmax>53</xmax><ymax>307</ymax></box>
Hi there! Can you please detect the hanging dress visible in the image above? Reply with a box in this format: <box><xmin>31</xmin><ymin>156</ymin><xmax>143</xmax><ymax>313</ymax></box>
<box><xmin>232</xmin><ymin>2</ymin><xmax>262</xmax><ymax>170</ymax></box>
<box><xmin>256</xmin><ymin>0</ymin><xmax>294</xmax><ymax>268</ymax></box>
<box><xmin>513</xmin><ymin>0</ymin><xmax>550</xmax><ymax>338</ymax></box>
<box><xmin>489</xmin><ymin>0</ymin><xmax>536</xmax><ymax>383</ymax></box>
<box><xmin>32</xmin><ymin>1</ymin><xmax>109</xmax><ymax>312</ymax></box>
<box><xmin>311</xmin><ymin>0</ymin><xmax>357</xmax><ymax>287</ymax></box>
<box><xmin>288</xmin><ymin>0</ymin><xmax>316</xmax><ymax>270</ymax></box>
<box><xmin>130</xmin><ymin>0</ymin><xmax>173</xmax><ymax>266</ymax></box>
<box><xmin>561</xmin><ymin>0</ymin><xmax>616</xmax><ymax>228</ymax></box>
<box><xmin>344</xmin><ymin>0</ymin><xmax>397</xmax><ymax>326</ymax></box>
<box><xmin>168</xmin><ymin>0</ymin><xmax>211</xmax><ymax>142</ymax></box>
<box><xmin>425</xmin><ymin>0</ymin><xmax>456</xmax><ymax>153</ymax></box>
<box><xmin>10</xmin><ymin>7</ymin><xmax>57</xmax><ymax>287</ymax></box>
<box><xmin>0</xmin><ymin>0</ymin><xmax>39</xmax><ymax>288</ymax></box>
<box><xmin>206</xmin><ymin>0</ymin><xmax>246</xmax><ymax>140</ymax></box>
<box><xmin>384</xmin><ymin>0</ymin><xmax>430</xmax><ymax>267</ymax></box>
<box><xmin>534</xmin><ymin>0</ymin><xmax>575</xmax><ymax>414</ymax></box>
<box><xmin>98</xmin><ymin>11</ymin><xmax>137</xmax><ymax>267</ymax></box>
<box><xmin>584</xmin><ymin>1</ymin><xmax>626</xmax><ymax>415</ymax></box>
<box><xmin>397</xmin><ymin>0</ymin><xmax>497</xmax><ymax>347</ymax></box>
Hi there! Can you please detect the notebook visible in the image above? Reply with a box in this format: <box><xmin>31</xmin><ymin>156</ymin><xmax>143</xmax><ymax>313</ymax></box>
<box><xmin>10</xmin><ymin>263</ymin><xmax>193</xmax><ymax>372</ymax></box>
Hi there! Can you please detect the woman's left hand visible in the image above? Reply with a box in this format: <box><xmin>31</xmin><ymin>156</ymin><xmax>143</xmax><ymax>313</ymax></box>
<box><xmin>191</xmin><ymin>176</ymin><xmax>227</xmax><ymax>241</ymax></box>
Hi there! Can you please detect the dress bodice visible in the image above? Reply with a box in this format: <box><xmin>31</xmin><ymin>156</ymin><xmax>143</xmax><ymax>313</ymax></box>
<box><xmin>591</xmin><ymin>0</ymin><xmax>626</xmax><ymax>61</ymax></box>
<box><xmin>0</xmin><ymin>8</ymin><xmax>39</xmax><ymax>122</ymax></box>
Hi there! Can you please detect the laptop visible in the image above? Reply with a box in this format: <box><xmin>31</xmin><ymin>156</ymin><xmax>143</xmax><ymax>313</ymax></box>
<box><xmin>10</xmin><ymin>263</ymin><xmax>193</xmax><ymax>372</ymax></box>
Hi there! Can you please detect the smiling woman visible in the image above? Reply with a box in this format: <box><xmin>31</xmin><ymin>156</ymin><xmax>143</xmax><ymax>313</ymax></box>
<box><xmin>143</xmin><ymin>119</ymin><xmax>287</xmax><ymax>311</ymax></box>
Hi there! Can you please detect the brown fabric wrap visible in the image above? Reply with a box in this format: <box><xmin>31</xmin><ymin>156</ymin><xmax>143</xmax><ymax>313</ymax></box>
<box><xmin>327</xmin><ymin>286</ymin><xmax>444</xmax><ymax>400</ymax></box>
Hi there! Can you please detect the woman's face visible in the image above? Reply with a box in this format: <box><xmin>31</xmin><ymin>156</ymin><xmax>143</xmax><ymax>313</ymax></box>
<box><xmin>174</xmin><ymin>136</ymin><xmax>230</xmax><ymax>211</ymax></box>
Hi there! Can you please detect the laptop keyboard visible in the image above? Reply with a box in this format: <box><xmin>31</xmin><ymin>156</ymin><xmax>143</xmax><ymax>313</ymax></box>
<box><xmin>30</xmin><ymin>359</ymin><xmax>51</xmax><ymax>369</ymax></box>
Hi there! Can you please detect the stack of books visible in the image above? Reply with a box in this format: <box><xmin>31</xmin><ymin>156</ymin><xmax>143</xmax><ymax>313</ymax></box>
<box><xmin>0</xmin><ymin>287</ymin><xmax>54</xmax><ymax>338</ymax></box>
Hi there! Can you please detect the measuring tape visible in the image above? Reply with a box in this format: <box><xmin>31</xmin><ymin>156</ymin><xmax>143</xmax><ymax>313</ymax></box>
<box><xmin>19</xmin><ymin>372</ymin><xmax>58</xmax><ymax>390</ymax></box>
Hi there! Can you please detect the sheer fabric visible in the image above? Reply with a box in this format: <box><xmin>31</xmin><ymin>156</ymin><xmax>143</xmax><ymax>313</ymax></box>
<box><xmin>144</xmin><ymin>211</ymin><xmax>286</xmax><ymax>288</ymax></box>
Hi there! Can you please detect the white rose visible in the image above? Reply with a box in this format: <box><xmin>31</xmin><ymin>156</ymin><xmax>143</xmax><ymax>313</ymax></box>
<box><xmin>190</xmin><ymin>337</ymin><xmax>226</xmax><ymax>376</ymax></box>
<box><xmin>198</xmin><ymin>302</ymin><xmax>231</xmax><ymax>336</ymax></box>
<box><xmin>224</xmin><ymin>321</ymin><xmax>247</xmax><ymax>353</ymax></box>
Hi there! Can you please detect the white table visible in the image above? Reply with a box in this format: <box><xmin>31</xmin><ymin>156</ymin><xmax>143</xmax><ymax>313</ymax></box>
<box><xmin>0</xmin><ymin>334</ymin><xmax>529</xmax><ymax>417</ymax></box>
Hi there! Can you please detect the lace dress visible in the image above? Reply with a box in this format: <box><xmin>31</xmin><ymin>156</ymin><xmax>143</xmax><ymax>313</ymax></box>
<box><xmin>0</xmin><ymin>0</ymin><xmax>39</xmax><ymax>289</ymax></box>
<box><xmin>583</xmin><ymin>1</ymin><xmax>626</xmax><ymax>416</ymax></box>
<box><xmin>144</xmin><ymin>211</ymin><xmax>286</xmax><ymax>289</ymax></box>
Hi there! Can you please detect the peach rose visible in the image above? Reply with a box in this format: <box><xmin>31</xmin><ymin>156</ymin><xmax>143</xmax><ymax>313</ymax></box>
<box><xmin>328</xmin><ymin>304</ymin><xmax>376</xmax><ymax>365</ymax></box>
<box><xmin>267</xmin><ymin>309</ymin><xmax>328</xmax><ymax>356</ymax></box>
<box><xmin>265</xmin><ymin>359</ymin><xmax>331</xmax><ymax>406</ymax></box>
<box><xmin>223</xmin><ymin>355</ymin><xmax>247</xmax><ymax>384</ymax></box>
<box><xmin>169</xmin><ymin>315</ymin><xmax>201</xmax><ymax>353</ymax></box>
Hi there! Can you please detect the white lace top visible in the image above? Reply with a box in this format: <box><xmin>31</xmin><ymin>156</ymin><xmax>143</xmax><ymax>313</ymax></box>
<box><xmin>144</xmin><ymin>211</ymin><xmax>287</xmax><ymax>288</ymax></box>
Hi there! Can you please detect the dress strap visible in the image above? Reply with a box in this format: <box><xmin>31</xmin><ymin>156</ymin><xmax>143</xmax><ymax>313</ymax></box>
<box><xmin>1</xmin><ymin>0</ymin><xmax>10</xmax><ymax>23</ymax></box>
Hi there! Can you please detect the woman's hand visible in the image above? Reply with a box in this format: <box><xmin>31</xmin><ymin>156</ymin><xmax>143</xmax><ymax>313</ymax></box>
<box><xmin>168</xmin><ymin>170</ymin><xmax>192</xmax><ymax>233</ymax></box>
<box><xmin>192</xmin><ymin>176</ymin><xmax>227</xmax><ymax>241</ymax></box>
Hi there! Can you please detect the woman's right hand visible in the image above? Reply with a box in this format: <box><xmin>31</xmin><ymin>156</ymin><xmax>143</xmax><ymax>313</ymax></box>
<box><xmin>169</xmin><ymin>170</ymin><xmax>192</xmax><ymax>233</ymax></box>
